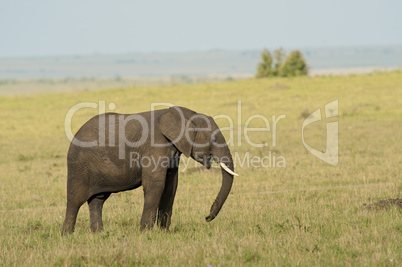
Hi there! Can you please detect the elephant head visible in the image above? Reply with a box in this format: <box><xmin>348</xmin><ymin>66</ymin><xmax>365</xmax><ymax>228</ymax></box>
<box><xmin>158</xmin><ymin>106</ymin><xmax>238</xmax><ymax>222</ymax></box>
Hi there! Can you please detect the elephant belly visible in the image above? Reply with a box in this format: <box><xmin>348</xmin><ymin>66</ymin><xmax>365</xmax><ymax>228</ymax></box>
<box><xmin>90</xmin><ymin>171</ymin><xmax>142</xmax><ymax>194</ymax></box>
<box><xmin>87</xmin><ymin>153</ymin><xmax>143</xmax><ymax>194</ymax></box>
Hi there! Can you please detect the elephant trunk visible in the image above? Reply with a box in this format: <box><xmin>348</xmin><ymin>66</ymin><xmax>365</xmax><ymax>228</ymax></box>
<box><xmin>205</xmin><ymin>151</ymin><xmax>235</xmax><ymax>222</ymax></box>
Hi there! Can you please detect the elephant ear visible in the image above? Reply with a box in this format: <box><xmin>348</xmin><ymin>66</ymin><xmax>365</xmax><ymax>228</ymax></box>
<box><xmin>158</xmin><ymin>106</ymin><xmax>197</xmax><ymax>157</ymax></box>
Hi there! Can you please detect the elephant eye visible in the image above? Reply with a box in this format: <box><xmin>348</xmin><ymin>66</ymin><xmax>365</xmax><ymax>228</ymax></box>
<box><xmin>211</xmin><ymin>137</ymin><xmax>217</xmax><ymax>143</ymax></box>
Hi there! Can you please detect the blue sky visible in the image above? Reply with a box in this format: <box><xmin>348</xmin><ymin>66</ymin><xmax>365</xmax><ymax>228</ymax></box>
<box><xmin>1</xmin><ymin>0</ymin><xmax>401</xmax><ymax>57</ymax></box>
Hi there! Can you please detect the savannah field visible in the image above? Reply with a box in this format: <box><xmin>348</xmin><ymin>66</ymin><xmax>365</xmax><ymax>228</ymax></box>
<box><xmin>0</xmin><ymin>71</ymin><xmax>401</xmax><ymax>266</ymax></box>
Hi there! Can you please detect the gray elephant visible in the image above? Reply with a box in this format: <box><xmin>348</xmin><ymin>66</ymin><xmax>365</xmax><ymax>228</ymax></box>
<box><xmin>62</xmin><ymin>106</ymin><xmax>238</xmax><ymax>234</ymax></box>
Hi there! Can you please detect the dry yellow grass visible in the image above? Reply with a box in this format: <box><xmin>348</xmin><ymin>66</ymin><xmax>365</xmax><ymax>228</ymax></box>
<box><xmin>0</xmin><ymin>71</ymin><xmax>401</xmax><ymax>266</ymax></box>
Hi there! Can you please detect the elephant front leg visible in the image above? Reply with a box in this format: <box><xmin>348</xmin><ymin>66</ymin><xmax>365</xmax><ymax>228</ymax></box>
<box><xmin>140</xmin><ymin>167</ymin><xmax>167</xmax><ymax>231</ymax></box>
<box><xmin>157</xmin><ymin>167</ymin><xmax>178</xmax><ymax>230</ymax></box>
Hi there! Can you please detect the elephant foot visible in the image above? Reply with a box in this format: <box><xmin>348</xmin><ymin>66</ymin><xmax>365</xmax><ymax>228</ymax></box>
<box><xmin>140</xmin><ymin>223</ymin><xmax>155</xmax><ymax>231</ymax></box>
<box><xmin>90</xmin><ymin>222</ymin><xmax>104</xmax><ymax>233</ymax></box>
<box><xmin>61</xmin><ymin>225</ymin><xmax>74</xmax><ymax>236</ymax></box>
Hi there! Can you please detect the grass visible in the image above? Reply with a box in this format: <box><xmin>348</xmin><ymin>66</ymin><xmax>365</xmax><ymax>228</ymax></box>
<box><xmin>0</xmin><ymin>71</ymin><xmax>401</xmax><ymax>266</ymax></box>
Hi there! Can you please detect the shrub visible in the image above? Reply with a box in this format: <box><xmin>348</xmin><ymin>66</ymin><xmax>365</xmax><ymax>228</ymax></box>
<box><xmin>256</xmin><ymin>48</ymin><xmax>273</xmax><ymax>78</ymax></box>
<box><xmin>273</xmin><ymin>47</ymin><xmax>286</xmax><ymax>76</ymax></box>
<box><xmin>256</xmin><ymin>48</ymin><xmax>308</xmax><ymax>78</ymax></box>
<box><xmin>279</xmin><ymin>50</ymin><xmax>308</xmax><ymax>77</ymax></box>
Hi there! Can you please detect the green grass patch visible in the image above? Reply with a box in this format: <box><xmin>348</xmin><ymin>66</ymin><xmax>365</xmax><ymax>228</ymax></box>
<box><xmin>0</xmin><ymin>72</ymin><xmax>401</xmax><ymax>266</ymax></box>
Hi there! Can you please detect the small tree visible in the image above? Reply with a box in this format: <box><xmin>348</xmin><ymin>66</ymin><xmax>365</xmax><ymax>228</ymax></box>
<box><xmin>273</xmin><ymin>47</ymin><xmax>286</xmax><ymax>76</ymax></box>
<box><xmin>280</xmin><ymin>50</ymin><xmax>308</xmax><ymax>77</ymax></box>
<box><xmin>256</xmin><ymin>48</ymin><xmax>273</xmax><ymax>78</ymax></box>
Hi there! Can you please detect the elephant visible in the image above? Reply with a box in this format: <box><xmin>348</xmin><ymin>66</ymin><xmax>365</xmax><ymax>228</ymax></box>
<box><xmin>62</xmin><ymin>106</ymin><xmax>238</xmax><ymax>234</ymax></box>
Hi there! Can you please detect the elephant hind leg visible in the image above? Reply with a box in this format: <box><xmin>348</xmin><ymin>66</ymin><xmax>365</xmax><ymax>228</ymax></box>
<box><xmin>88</xmin><ymin>193</ymin><xmax>111</xmax><ymax>232</ymax></box>
<box><xmin>62</xmin><ymin>198</ymin><xmax>83</xmax><ymax>235</ymax></box>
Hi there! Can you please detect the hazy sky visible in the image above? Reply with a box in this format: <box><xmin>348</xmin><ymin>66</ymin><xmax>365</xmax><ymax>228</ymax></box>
<box><xmin>1</xmin><ymin>0</ymin><xmax>401</xmax><ymax>57</ymax></box>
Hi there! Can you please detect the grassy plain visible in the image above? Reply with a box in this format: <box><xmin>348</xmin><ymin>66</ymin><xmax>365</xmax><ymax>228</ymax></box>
<box><xmin>0</xmin><ymin>72</ymin><xmax>401</xmax><ymax>266</ymax></box>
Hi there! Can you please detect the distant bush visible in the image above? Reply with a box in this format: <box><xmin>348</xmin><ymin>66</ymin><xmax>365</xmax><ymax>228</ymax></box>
<box><xmin>256</xmin><ymin>49</ymin><xmax>273</xmax><ymax>78</ymax></box>
<box><xmin>273</xmin><ymin>47</ymin><xmax>286</xmax><ymax>76</ymax></box>
<box><xmin>279</xmin><ymin>50</ymin><xmax>308</xmax><ymax>77</ymax></box>
<box><xmin>256</xmin><ymin>48</ymin><xmax>308</xmax><ymax>78</ymax></box>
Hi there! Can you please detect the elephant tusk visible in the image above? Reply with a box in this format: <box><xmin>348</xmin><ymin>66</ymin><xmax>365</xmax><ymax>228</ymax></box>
<box><xmin>220</xmin><ymin>162</ymin><xmax>239</xmax><ymax>176</ymax></box>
